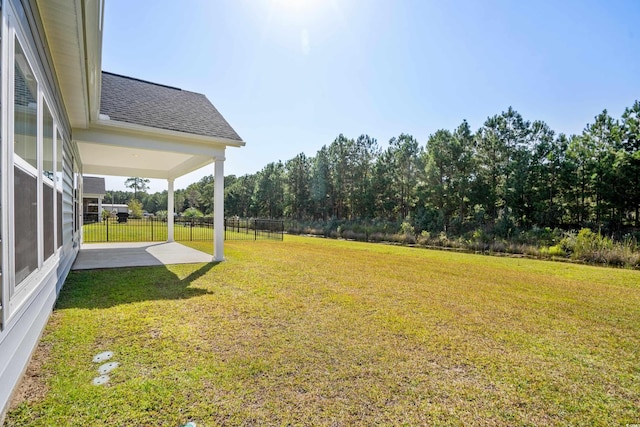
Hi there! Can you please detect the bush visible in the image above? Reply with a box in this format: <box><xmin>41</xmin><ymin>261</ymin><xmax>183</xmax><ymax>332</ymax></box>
<box><xmin>128</xmin><ymin>199</ymin><xmax>143</xmax><ymax>219</ymax></box>
<box><xmin>548</xmin><ymin>245</ymin><xmax>566</xmax><ymax>257</ymax></box>
<box><xmin>400</xmin><ymin>221</ymin><xmax>415</xmax><ymax>235</ymax></box>
<box><xmin>183</xmin><ymin>207</ymin><xmax>204</xmax><ymax>218</ymax></box>
<box><xmin>567</xmin><ymin>228</ymin><xmax>611</xmax><ymax>263</ymax></box>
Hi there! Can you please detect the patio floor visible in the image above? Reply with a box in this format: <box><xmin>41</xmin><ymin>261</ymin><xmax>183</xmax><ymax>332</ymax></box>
<box><xmin>71</xmin><ymin>241</ymin><xmax>213</xmax><ymax>270</ymax></box>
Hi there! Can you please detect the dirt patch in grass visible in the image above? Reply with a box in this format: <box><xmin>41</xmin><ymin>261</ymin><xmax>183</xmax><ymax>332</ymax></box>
<box><xmin>7</xmin><ymin>340</ymin><xmax>53</xmax><ymax>411</ymax></box>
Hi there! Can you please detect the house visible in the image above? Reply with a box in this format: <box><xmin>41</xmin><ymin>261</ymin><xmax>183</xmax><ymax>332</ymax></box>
<box><xmin>0</xmin><ymin>0</ymin><xmax>245</xmax><ymax>416</ymax></box>
<box><xmin>82</xmin><ymin>176</ymin><xmax>105</xmax><ymax>223</ymax></box>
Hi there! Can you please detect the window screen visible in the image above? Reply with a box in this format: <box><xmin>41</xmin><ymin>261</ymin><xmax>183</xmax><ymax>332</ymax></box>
<box><xmin>43</xmin><ymin>183</ymin><xmax>54</xmax><ymax>260</ymax></box>
<box><xmin>14</xmin><ymin>166</ymin><xmax>38</xmax><ymax>285</ymax></box>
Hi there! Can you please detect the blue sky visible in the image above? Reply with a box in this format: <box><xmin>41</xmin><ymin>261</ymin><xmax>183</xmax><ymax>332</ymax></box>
<box><xmin>101</xmin><ymin>0</ymin><xmax>640</xmax><ymax>192</ymax></box>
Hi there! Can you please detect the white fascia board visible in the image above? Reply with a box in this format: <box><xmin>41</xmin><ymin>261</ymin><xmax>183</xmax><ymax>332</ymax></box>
<box><xmin>93</xmin><ymin>118</ymin><xmax>246</xmax><ymax>148</ymax></box>
<box><xmin>83</xmin><ymin>0</ymin><xmax>103</xmax><ymax>123</ymax></box>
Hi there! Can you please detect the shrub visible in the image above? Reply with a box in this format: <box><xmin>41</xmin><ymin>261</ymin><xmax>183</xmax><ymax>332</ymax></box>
<box><xmin>572</xmin><ymin>228</ymin><xmax>613</xmax><ymax>262</ymax></box>
<box><xmin>400</xmin><ymin>221</ymin><xmax>415</xmax><ymax>235</ymax></box>
<box><xmin>183</xmin><ymin>207</ymin><xmax>204</xmax><ymax>218</ymax></box>
<box><xmin>548</xmin><ymin>245</ymin><xmax>566</xmax><ymax>257</ymax></box>
<box><xmin>128</xmin><ymin>199</ymin><xmax>143</xmax><ymax>219</ymax></box>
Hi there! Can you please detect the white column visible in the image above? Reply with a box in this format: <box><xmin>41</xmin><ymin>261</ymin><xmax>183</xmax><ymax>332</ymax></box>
<box><xmin>98</xmin><ymin>196</ymin><xmax>103</xmax><ymax>222</ymax></box>
<box><xmin>214</xmin><ymin>158</ymin><xmax>224</xmax><ymax>261</ymax></box>
<box><xmin>167</xmin><ymin>178</ymin><xmax>175</xmax><ymax>242</ymax></box>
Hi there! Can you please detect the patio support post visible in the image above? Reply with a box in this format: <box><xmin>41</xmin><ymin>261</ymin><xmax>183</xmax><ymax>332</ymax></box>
<box><xmin>213</xmin><ymin>158</ymin><xmax>224</xmax><ymax>261</ymax></box>
<box><xmin>168</xmin><ymin>178</ymin><xmax>175</xmax><ymax>242</ymax></box>
<box><xmin>98</xmin><ymin>196</ymin><xmax>103</xmax><ymax>222</ymax></box>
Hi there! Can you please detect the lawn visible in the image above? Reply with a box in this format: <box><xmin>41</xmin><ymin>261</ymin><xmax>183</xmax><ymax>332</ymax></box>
<box><xmin>5</xmin><ymin>236</ymin><xmax>640</xmax><ymax>426</ymax></box>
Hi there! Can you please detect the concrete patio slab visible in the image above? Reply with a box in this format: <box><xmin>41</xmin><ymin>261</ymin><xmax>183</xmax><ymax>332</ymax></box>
<box><xmin>72</xmin><ymin>242</ymin><xmax>213</xmax><ymax>270</ymax></box>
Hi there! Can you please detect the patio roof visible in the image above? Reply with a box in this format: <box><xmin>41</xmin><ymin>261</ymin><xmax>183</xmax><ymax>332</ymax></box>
<box><xmin>74</xmin><ymin>72</ymin><xmax>244</xmax><ymax>179</ymax></box>
<box><xmin>75</xmin><ymin>72</ymin><xmax>245</xmax><ymax>180</ymax></box>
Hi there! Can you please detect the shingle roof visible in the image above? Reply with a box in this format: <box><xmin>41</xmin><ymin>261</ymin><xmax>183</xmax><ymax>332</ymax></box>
<box><xmin>100</xmin><ymin>72</ymin><xmax>243</xmax><ymax>141</ymax></box>
<box><xmin>83</xmin><ymin>176</ymin><xmax>105</xmax><ymax>195</ymax></box>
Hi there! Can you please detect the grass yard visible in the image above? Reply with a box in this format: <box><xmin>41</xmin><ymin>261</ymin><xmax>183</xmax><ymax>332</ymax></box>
<box><xmin>5</xmin><ymin>236</ymin><xmax>640</xmax><ymax>426</ymax></box>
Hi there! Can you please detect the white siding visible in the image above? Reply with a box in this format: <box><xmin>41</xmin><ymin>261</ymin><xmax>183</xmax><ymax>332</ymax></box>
<box><xmin>0</xmin><ymin>0</ymin><xmax>79</xmax><ymax>417</ymax></box>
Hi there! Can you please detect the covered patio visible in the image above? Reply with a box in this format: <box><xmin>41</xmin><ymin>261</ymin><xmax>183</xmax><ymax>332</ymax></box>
<box><xmin>75</xmin><ymin>72</ymin><xmax>245</xmax><ymax>261</ymax></box>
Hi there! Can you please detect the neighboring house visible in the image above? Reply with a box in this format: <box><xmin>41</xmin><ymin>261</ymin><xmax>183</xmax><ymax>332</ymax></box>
<box><xmin>82</xmin><ymin>175</ymin><xmax>105</xmax><ymax>223</ymax></box>
<box><xmin>0</xmin><ymin>0</ymin><xmax>245</xmax><ymax>416</ymax></box>
<box><xmin>102</xmin><ymin>203</ymin><xmax>129</xmax><ymax>215</ymax></box>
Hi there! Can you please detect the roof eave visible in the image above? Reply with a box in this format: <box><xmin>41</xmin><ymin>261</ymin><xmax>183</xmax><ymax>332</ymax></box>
<box><xmin>38</xmin><ymin>0</ymin><xmax>103</xmax><ymax>129</ymax></box>
<box><xmin>90</xmin><ymin>118</ymin><xmax>247</xmax><ymax>148</ymax></box>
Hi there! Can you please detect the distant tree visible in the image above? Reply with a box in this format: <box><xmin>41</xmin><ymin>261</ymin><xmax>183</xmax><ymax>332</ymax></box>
<box><xmin>621</xmin><ymin>101</ymin><xmax>640</xmax><ymax>225</ymax></box>
<box><xmin>124</xmin><ymin>177</ymin><xmax>150</xmax><ymax>201</ymax></box>
<box><xmin>128</xmin><ymin>199</ymin><xmax>143</xmax><ymax>219</ymax></box>
<box><xmin>387</xmin><ymin>133</ymin><xmax>423</xmax><ymax>220</ymax></box>
<box><xmin>310</xmin><ymin>147</ymin><xmax>332</xmax><ymax>220</ymax></box>
<box><xmin>225</xmin><ymin>174</ymin><xmax>257</xmax><ymax>217</ymax></box>
<box><xmin>285</xmin><ymin>153</ymin><xmax>311</xmax><ymax>219</ymax></box>
<box><xmin>351</xmin><ymin>134</ymin><xmax>379</xmax><ymax>219</ymax></box>
<box><xmin>253</xmin><ymin>162</ymin><xmax>285</xmax><ymax>218</ymax></box>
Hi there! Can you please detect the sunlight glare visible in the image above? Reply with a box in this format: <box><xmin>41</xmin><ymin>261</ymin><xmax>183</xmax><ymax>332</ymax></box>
<box><xmin>270</xmin><ymin>0</ymin><xmax>322</xmax><ymax>21</ymax></box>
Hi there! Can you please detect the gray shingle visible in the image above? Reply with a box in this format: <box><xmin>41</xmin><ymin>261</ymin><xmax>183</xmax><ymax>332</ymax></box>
<box><xmin>83</xmin><ymin>176</ymin><xmax>105</xmax><ymax>195</ymax></box>
<box><xmin>100</xmin><ymin>72</ymin><xmax>243</xmax><ymax>141</ymax></box>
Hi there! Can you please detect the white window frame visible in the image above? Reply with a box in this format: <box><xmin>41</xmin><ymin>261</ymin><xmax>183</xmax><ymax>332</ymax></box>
<box><xmin>41</xmin><ymin>97</ymin><xmax>56</xmax><ymax>261</ymax></box>
<box><xmin>3</xmin><ymin>3</ymin><xmax>65</xmax><ymax>322</ymax></box>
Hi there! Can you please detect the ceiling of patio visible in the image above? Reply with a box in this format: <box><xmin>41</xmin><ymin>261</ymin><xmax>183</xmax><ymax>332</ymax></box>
<box><xmin>74</xmin><ymin>123</ymin><xmax>230</xmax><ymax>180</ymax></box>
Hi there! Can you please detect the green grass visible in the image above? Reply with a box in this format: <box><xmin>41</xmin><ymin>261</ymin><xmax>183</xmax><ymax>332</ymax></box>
<box><xmin>5</xmin><ymin>236</ymin><xmax>640</xmax><ymax>426</ymax></box>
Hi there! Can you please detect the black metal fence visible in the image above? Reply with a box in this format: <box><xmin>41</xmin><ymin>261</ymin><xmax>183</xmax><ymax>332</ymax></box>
<box><xmin>83</xmin><ymin>217</ymin><xmax>164</xmax><ymax>243</ymax></box>
<box><xmin>83</xmin><ymin>216</ymin><xmax>283</xmax><ymax>243</ymax></box>
<box><xmin>224</xmin><ymin>218</ymin><xmax>284</xmax><ymax>241</ymax></box>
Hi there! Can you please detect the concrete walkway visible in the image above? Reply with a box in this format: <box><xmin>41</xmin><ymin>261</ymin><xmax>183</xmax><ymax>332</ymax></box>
<box><xmin>72</xmin><ymin>242</ymin><xmax>213</xmax><ymax>270</ymax></box>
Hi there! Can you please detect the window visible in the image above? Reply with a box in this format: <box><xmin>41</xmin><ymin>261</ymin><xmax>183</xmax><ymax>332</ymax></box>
<box><xmin>13</xmin><ymin>36</ymin><xmax>38</xmax><ymax>286</ymax></box>
<box><xmin>14</xmin><ymin>40</ymin><xmax>37</xmax><ymax>169</ymax></box>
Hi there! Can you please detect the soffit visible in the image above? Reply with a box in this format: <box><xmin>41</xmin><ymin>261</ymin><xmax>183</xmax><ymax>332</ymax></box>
<box><xmin>74</xmin><ymin>123</ymin><xmax>228</xmax><ymax>180</ymax></box>
<box><xmin>38</xmin><ymin>0</ymin><xmax>102</xmax><ymax>129</ymax></box>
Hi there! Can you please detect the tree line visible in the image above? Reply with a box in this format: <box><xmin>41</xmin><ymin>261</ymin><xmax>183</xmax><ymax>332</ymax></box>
<box><xmin>225</xmin><ymin>102</ymin><xmax>640</xmax><ymax>238</ymax></box>
<box><xmin>107</xmin><ymin>101</ymin><xmax>640</xmax><ymax>239</ymax></box>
